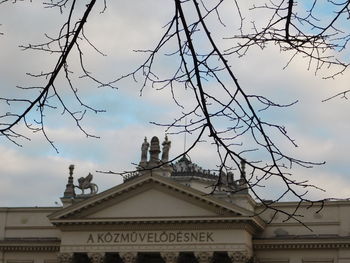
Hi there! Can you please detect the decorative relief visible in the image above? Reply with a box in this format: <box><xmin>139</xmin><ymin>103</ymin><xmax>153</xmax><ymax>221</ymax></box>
<box><xmin>228</xmin><ymin>250</ymin><xmax>249</xmax><ymax>263</ymax></box>
<box><xmin>119</xmin><ymin>252</ymin><xmax>137</xmax><ymax>263</ymax></box>
<box><xmin>161</xmin><ymin>252</ymin><xmax>179</xmax><ymax>263</ymax></box>
<box><xmin>57</xmin><ymin>253</ymin><xmax>73</xmax><ymax>263</ymax></box>
<box><xmin>88</xmin><ymin>252</ymin><xmax>104</xmax><ymax>263</ymax></box>
<box><xmin>195</xmin><ymin>251</ymin><xmax>213</xmax><ymax>263</ymax></box>
<box><xmin>253</xmin><ymin>243</ymin><xmax>350</xmax><ymax>250</ymax></box>
<box><xmin>0</xmin><ymin>244</ymin><xmax>60</xmax><ymax>252</ymax></box>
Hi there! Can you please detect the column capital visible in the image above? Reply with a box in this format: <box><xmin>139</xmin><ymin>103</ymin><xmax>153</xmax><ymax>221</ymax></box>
<box><xmin>119</xmin><ymin>252</ymin><xmax>138</xmax><ymax>263</ymax></box>
<box><xmin>161</xmin><ymin>252</ymin><xmax>179</xmax><ymax>263</ymax></box>
<box><xmin>228</xmin><ymin>250</ymin><xmax>249</xmax><ymax>263</ymax></box>
<box><xmin>57</xmin><ymin>253</ymin><xmax>73</xmax><ymax>263</ymax></box>
<box><xmin>88</xmin><ymin>252</ymin><xmax>105</xmax><ymax>263</ymax></box>
<box><xmin>195</xmin><ymin>251</ymin><xmax>213</xmax><ymax>263</ymax></box>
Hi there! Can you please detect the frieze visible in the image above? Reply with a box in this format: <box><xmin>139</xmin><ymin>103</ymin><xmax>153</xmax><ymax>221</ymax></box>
<box><xmin>0</xmin><ymin>244</ymin><xmax>60</xmax><ymax>252</ymax></box>
<box><xmin>60</xmin><ymin>228</ymin><xmax>251</xmax><ymax>252</ymax></box>
<box><xmin>253</xmin><ymin>242</ymin><xmax>350</xmax><ymax>250</ymax></box>
<box><xmin>86</xmin><ymin>231</ymin><xmax>214</xmax><ymax>244</ymax></box>
<box><xmin>60</xmin><ymin>244</ymin><xmax>248</xmax><ymax>253</ymax></box>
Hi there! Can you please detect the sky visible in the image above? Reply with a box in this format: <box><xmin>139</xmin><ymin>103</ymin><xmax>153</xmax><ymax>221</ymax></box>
<box><xmin>0</xmin><ymin>0</ymin><xmax>350</xmax><ymax>207</ymax></box>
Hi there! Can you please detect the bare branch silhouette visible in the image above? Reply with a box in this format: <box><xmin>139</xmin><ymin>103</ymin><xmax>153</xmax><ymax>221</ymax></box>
<box><xmin>1</xmin><ymin>0</ymin><xmax>349</xmax><ymax>224</ymax></box>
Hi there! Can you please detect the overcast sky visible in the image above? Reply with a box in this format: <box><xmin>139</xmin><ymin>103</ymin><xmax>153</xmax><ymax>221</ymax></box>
<box><xmin>0</xmin><ymin>0</ymin><xmax>350</xmax><ymax>207</ymax></box>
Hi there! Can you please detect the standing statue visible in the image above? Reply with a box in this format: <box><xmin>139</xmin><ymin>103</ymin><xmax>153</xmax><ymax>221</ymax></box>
<box><xmin>161</xmin><ymin>135</ymin><xmax>171</xmax><ymax>163</ymax></box>
<box><xmin>141</xmin><ymin>137</ymin><xmax>149</xmax><ymax>162</ymax></box>
<box><xmin>76</xmin><ymin>173</ymin><xmax>98</xmax><ymax>195</ymax></box>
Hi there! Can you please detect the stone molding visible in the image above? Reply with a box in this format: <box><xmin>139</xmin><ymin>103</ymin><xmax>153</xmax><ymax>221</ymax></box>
<box><xmin>253</xmin><ymin>238</ymin><xmax>350</xmax><ymax>250</ymax></box>
<box><xmin>59</xmin><ymin>221</ymin><xmax>255</xmax><ymax>231</ymax></box>
<box><xmin>53</xmin><ymin>218</ymin><xmax>260</xmax><ymax>236</ymax></box>
<box><xmin>52</xmin><ymin>218</ymin><xmax>263</xmax><ymax>236</ymax></box>
<box><xmin>0</xmin><ymin>238</ymin><xmax>60</xmax><ymax>252</ymax></box>
<box><xmin>268</xmin><ymin>221</ymin><xmax>340</xmax><ymax>227</ymax></box>
<box><xmin>0</xmin><ymin>244</ymin><xmax>59</xmax><ymax>252</ymax></box>
<box><xmin>5</xmin><ymin>226</ymin><xmax>58</xmax><ymax>230</ymax></box>
<box><xmin>60</xmin><ymin>244</ymin><xmax>248</xmax><ymax>253</ymax></box>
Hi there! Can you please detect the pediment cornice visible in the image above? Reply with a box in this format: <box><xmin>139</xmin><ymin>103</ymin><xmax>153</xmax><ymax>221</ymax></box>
<box><xmin>49</xmin><ymin>174</ymin><xmax>265</xmax><ymax>232</ymax></box>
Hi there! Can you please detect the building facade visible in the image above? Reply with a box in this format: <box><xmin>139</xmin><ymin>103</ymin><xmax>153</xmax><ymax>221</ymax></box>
<box><xmin>0</xmin><ymin>136</ymin><xmax>350</xmax><ymax>263</ymax></box>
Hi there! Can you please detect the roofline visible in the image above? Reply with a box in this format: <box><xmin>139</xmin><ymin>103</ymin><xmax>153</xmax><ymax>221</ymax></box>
<box><xmin>49</xmin><ymin>173</ymin><xmax>256</xmax><ymax>220</ymax></box>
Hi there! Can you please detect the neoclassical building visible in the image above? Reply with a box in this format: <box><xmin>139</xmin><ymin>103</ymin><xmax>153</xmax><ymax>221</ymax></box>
<box><xmin>0</xmin><ymin>136</ymin><xmax>350</xmax><ymax>263</ymax></box>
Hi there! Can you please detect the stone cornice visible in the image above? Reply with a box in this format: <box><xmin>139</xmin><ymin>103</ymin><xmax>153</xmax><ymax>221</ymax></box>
<box><xmin>49</xmin><ymin>174</ymin><xmax>260</xmax><ymax>223</ymax></box>
<box><xmin>51</xmin><ymin>216</ymin><xmax>263</xmax><ymax>233</ymax></box>
<box><xmin>0</xmin><ymin>207</ymin><xmax>60</xmax><ymax>212</ymax></box>
<box><xmin>58</xmin><ymin>221</ymin><xmax>255</xmax><ymax>231</ymax></box>
<box><xmin>0</xmin><ymin>238</ymin><xmax>60</xmax><ymax>252</ymax></box>
<box><xmin>253</xmin><ymin>237</ymin><xmax>350</xmax><ymax>250</ymax></box>
<box><xmin>48</xmin><ymin>174</ymin><xmax>266</xmax><ymax>235</ymax></box>
<box><xmin>268</xmin><ymin>221</ymin><xmax>340</xmax><ymax>227</ymax></box>
<box><xmin>5</xmin><ymin>226</ymin><xmax>58</xmax><ymax>230</ymax></box>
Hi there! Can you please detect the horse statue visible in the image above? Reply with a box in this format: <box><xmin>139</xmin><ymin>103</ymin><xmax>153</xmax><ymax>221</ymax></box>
<box><xmin>76</xmin><ymin>173</ymin><xmax>98</xmax><ymax>195</ymax></box>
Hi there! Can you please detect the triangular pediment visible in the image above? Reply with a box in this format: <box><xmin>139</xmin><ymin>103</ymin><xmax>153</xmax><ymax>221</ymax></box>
<box><xmin>86</xmin><ymin>187</ymin><xmax>219</xmax><ymax>218</ymax></box>
<box><xmin>49</xmin><ymin>174</ymin><xmax>257</xmax><ymax>225</ymax></box>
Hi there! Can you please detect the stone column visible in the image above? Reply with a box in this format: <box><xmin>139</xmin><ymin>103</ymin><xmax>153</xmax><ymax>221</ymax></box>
<box><xmin>161</xmin><ymin>252</ymin><xmax>179</xmax><ymax>263</ymax></box>
<box><xmin>195</xmin><ymin>251</ymin><xmax>213</xmax><ymax>263</ymax></box>
<box><xmin>228</xmin><ymin>251</ymin><xmax>249</xmax><ymax>263</ymax></box>
<box><xmin>57</xmin><ymin>253</ymin><xmax>73</xmax><ymax>263</ymax></box>
<box><xmin>119</xmin><ymin>252</ymin><xmax>138</xmax><ymax>263</ymax></box>
<box><xmin>88</xmin><ymin>252</ymin><xmax>105</xmax><ymax>263</ymax></box>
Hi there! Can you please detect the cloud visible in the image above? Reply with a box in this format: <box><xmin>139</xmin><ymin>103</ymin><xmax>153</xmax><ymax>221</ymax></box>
<box><xmin>1</xmin><ymin>0</ymin><xmax>350</xmax><ymax>207</ymax></box>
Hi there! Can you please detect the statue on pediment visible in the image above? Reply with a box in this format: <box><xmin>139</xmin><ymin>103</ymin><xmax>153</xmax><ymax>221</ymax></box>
<box><xmin>141</xmin><ymin>137</ymin><xmax>149</xmax><ymax>163</ymax></box>
<box><xmin>162</xmin><ymin>135</ymin><xmax>171</xmax><ymax>163</ymax></box>
<box><xmin>76</xmin><ymin>173</ymin><xmax>98</xmax><ymax>195</ymax></box>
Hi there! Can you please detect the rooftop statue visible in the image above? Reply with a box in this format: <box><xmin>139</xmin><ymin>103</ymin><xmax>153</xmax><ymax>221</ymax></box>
<box><xmin>141</xmin><ymin>137</ymin><xmax>149</xmax><ymax>163</ymax></box>
<box><xmin>161</xmin><ymin>135</ymin><xmax>171</xmax><ymax>163</ymax></box>
<box><xmin>76</xmin><ymin>173</ymin><xmax>98</xmax><ymax>196</ymax></box>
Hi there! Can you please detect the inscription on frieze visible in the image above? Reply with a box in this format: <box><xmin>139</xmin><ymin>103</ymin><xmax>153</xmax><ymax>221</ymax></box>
<box><xmin>86</xmin><ymin>231</ymin><xmax>214</xmax><ymax>244</ymax></box>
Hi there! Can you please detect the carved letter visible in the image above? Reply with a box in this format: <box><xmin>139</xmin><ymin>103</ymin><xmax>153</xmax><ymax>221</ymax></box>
<box><xmin>87</xmin><ymin>233</ymin><xmax>94</xmax><ymax>243</ymax></box>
